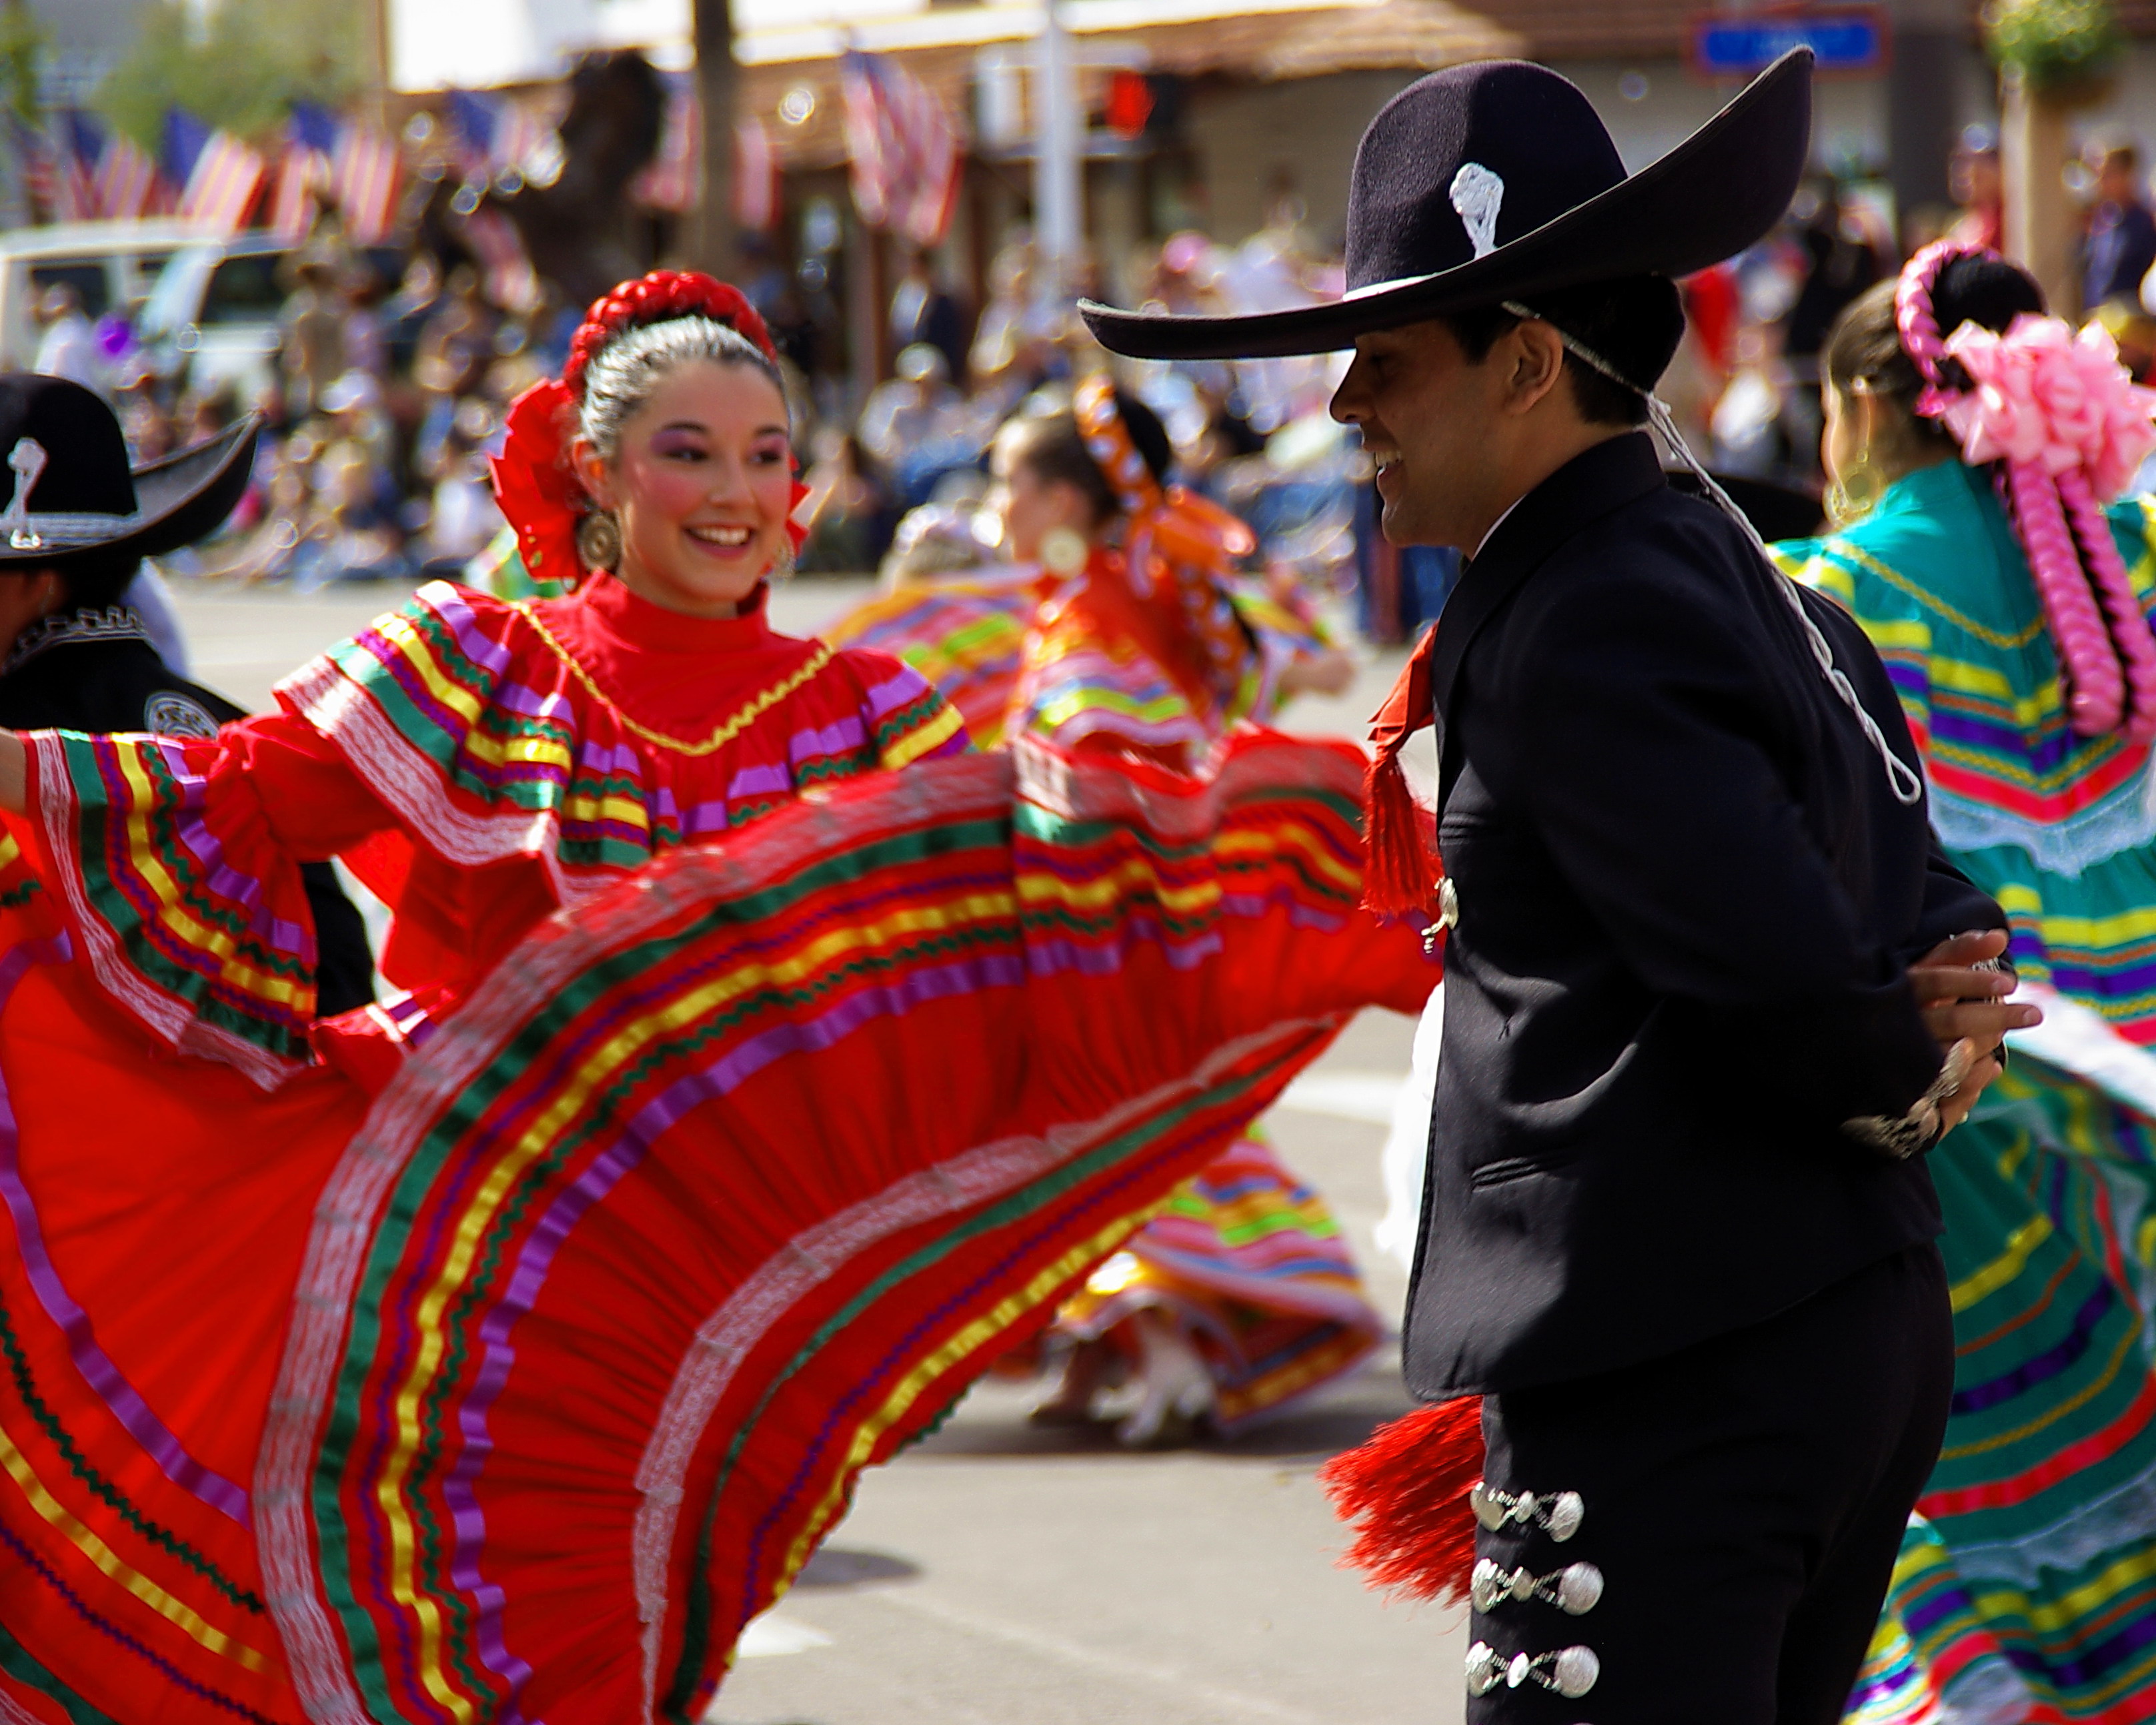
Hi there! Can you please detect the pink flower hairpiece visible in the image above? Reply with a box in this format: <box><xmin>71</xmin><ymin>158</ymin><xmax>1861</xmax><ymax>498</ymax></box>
<box><xmin>1892</xmin><ymin>239</ymin><xmax>2156</xmax><ymax>741</ymax></box>
<box><xmin>1937</xmin><ymin>315</ymin><xmax>2156</xmax><ymax>502</ymax></box>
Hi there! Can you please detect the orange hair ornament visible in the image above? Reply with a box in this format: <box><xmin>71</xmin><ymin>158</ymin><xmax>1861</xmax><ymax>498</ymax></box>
<box><xmin>1072</xmin><ymin>376</ymin><xmax>1256</xmax><ymax>704</ymax></box>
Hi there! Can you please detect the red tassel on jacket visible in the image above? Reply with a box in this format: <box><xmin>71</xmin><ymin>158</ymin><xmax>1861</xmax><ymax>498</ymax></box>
<box><xmin>1362</xmin><ymin>626</ymin><xmax>1443</xmax><ymax>920</ymax></box>
<box><xmin>1316</xmin><ymin>1396</ymin><xmax>1484</xmax><ymax>1603</ymax></box>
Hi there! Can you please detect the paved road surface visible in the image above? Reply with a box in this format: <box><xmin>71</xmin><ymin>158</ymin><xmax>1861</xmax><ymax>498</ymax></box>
<box><xmin>167</xmin><ymin>573</ymin><xmax>1464</xmax><ymax>1725</ymax></box>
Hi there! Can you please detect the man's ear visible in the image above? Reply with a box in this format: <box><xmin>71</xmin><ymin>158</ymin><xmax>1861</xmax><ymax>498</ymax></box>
<box><xmin>1504</xmin><ymin>321</ymin><xmax>1570</xmax><ymax>416</ymax></box>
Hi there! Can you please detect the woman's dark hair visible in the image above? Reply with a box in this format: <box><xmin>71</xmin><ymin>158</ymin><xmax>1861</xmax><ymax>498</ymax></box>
<box><xmin>1006</xmin><ymin>388</ymin><xmax>1172</xmax><ymax>524</ymax></box>
<box><xmin>1822</xmin><ymin>253</ymin><xmax>2047</xmax><ymax>456</ymax></box>
<box><xmin>1442</xmin><ymin>275</ymin><xmax>1687</xmax><ymax>428</ymax></box>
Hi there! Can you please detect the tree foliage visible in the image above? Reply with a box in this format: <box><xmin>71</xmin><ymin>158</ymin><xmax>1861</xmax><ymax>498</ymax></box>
<box><xmin>97</xmin><ymin>0</ymin><xmax>366</xmax><ymax>147</ymax></box>
<box><xmin>0</xmin><ymin>0</ymin><xmax>43</xmax><ymax>127</ymax></box>
<box><xmin>1984</xmin><ymin>0</ymin><xmax>2125</xmax><ymax>92</ymax></box>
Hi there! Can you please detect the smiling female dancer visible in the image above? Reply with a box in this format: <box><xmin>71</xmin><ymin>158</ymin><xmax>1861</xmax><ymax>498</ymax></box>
<box><xmin>0</xmin><ymin>271</ymin><xmax>1428</xmax><ymax>1721</ymax></box>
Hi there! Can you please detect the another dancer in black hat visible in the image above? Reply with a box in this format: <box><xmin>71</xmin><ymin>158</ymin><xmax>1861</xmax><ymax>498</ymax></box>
<box><xmin>1086</xmin><ymin>51</ymin><xmax>2033</xmax><ymax>1725</ymax></box>
<box><xmin>0</xmin><ymin>373</ymin><xmax>374</xmax><ymax>1013</ymax></box>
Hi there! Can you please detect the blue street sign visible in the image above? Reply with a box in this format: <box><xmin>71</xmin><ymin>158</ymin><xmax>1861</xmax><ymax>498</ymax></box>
<box><xmin>1691</xmin><ymin>9</ymin><xmax>1887</xmax><ymax>77</ymax></box>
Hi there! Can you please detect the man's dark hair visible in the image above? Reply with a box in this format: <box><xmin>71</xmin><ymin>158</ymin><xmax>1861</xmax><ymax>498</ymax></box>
<box><xmin>1440</xmin><ymin>275</ymin><xmax>1687</xmax><ymax>428</ymax></box>
<box><xmin>58</xmin><ymin>552</ymin><xmax>143</xmax><ymax>613</ymax></box>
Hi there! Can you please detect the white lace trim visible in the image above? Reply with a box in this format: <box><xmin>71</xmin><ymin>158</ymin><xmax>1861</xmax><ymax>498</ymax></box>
<box><xmin>1930</xmin><ymin>754</ymin><xmax>2156</xmax><ymax>879</ymax></box>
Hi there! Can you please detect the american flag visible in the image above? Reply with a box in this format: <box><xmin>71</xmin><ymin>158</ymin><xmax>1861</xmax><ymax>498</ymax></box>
<box><xmin>459</xmin><ymin>203</ymin><xmax>537</xmax><ymax>313</ymax></box>
<box><xmin>446</xmin><ymin>89</ymin><xmax>550</xmax><ymax>184</ymax></box>
<box><xmin>630</xmin><ymin>73</ymin><xmax>700</xmax><ymax>214</ymax></box>
<box><xmin>94</xmin><ymin>129</ymin><xmax>163</xmax><ymax>219</ymax></box>
<box><xmin>49</xmin><ymin>110</ymin><xmax>104</xmax><ymax>223</ymax></box>
<box><xmin>268</xmin><ymin>105</ymin><xmax>337</xmax><ymax>241</ymax></box>
<box><xmin>735</xmin><ymin>119</ymin><xmax>778</xmax><ymax>232</ymax></box>
<box><xmin>333</xmin><ymin>125</ymin><xmax>403</xmax><ymax>244</ymax></box>
<box><xmin>163</xmin><ymin>108</ymin><xmax>265</xmax><ymax>236</ymax></box>
<box><xmin>9</xmin><ymin>115</ymin><xmax>55</xmax><ymax>221</ymax></box>
<box><xmin>840</xmin><ymin>51</ymin><xmax>961</xmax><ymax>249</ymax></box>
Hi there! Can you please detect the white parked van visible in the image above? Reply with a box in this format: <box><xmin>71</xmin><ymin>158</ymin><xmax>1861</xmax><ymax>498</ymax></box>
<box><xmin>0</xmin><ymin>219</ymin><xmax>205</xmax><ymax>371</ymax></box>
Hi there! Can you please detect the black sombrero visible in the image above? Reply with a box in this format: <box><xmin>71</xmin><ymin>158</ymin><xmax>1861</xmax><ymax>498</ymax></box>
<box><xmin>0</xmin><ymin>374</ymin><xmax>260</xmax><ymax>571</ymax></box>
<box><xmin>1082</xmin><ymin>50</ymin><xmax>1814</xmax><ymax>362</ymax></box>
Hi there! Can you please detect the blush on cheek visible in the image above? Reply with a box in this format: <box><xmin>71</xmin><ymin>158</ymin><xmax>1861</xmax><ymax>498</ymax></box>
<box><xmin>623</xmin><ymin>454</ymin><xmax>718</xmax><ymax>523</ymax></box>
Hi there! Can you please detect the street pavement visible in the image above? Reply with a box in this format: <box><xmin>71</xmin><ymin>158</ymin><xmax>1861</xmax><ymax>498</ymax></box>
<box><xmin>166</xmin><ymin>572</ymin><xmax>1464</xmax><ymax>1725</ymax></box>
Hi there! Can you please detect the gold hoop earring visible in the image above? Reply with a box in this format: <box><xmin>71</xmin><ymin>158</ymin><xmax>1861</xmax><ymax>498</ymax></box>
<box><xmin>1040</xmin><ymin>526</ymin><xmax>1088</xmax><ymax>578</ymax></box>
<box><xmin>576</xmin><ymin>510</ymin><xmax>622</xmax><ymax>571</ymax></box>
<box><xmin>769</xmin><ymin>539</ymin><xmax>796</xmax><ymax>581</ymax></box>
<box><xmin>1826</xmin><ymin>447</ymin><xmax>1887</xmax><ymax>528</ymax></box>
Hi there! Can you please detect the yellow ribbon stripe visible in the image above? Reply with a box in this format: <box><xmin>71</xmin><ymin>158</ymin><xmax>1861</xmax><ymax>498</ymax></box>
<box><xmin>0</xmin><ymin>1417</ymin><xmax>271</xmax><ymax>1672</ymax></box>
<box><xmin>878</xmin><ymin>702</ymin><xmax>965</xmax><ymax>771</ymax></box>
<box><xmin>374</xmin><ymin>887</ymin><xmax>1018</xmax><ymax>1716</ymax></box>
<box><xmin>1950</xmin><ymin>1215</ymin><xmax>2052</xmax><ymax>1313</ymax></box>
<box><xmin>775</xmin><ymin>1205</ymin><xmax>1168</xmax><ymax>1593</ymax></box>
<box><xmin>112</xmin><ymin>746</ymin><xmax>311</xmax><ymax>1011</ymax></box>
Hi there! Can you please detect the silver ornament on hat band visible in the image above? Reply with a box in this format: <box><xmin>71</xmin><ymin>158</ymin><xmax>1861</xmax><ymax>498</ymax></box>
<box><xmin>3</xmin><ymin>439</ymin><xmax>47</xmax><ymax>550</ymax></box>
<box><xmin>1497</xmin><ymin>300</ymin><xmax>1924</xmax><ymax>810</ymax></box>
<box><xmin>1450</xmin><ymin>162</ymin><xmax>1505</xmax><ymax>259</ymax></box>
<box><xmin>1471</xmin><ymin>1557</ymin><xmax>1604</xmax><ymax>1615</ymax></box>
<box><xmin>1469</xmin><ymin>1480</ymin><xmax>1584</xmax><ymax>1541</ymax></box>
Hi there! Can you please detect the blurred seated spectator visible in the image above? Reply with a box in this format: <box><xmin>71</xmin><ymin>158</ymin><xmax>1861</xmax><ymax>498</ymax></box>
<box><xmin>879</xmin><ymin>500</ymin><xmax>1002</xmax><ymax>586</ymax></box>
<box><xmin>859</xmin><ymin>344</ymin><xmax>962</xmax><ymax>467</ymax></box>
<box><xmin>2084</xmin><ymin>143</ymin><xmax>2156</xmax><ymax>314</ymax></box>
<box><xmin>1948</xmin><ymin>128</ymin><xmax>2003</xmax><ymax>253</ymax></box>
<box><xmin>416</xmin><ymin>398</ymin><xmax>505</xmax><ymax>576</ymax></box>
<box><xmin>798</xmin><ymin>428</ymin><xmax>898</xmax><ymax>574</ymax></box>
<box><xmin>115</xmin><ymin>384</ymin><xmax>175</xmax><ymax>464</ymax></box>
<box><xmin>319</xmin><ymin>372</ymin><xmax>396</xmax><ymax>495</ymax></box>
<box><xmin>383</xmin><ymin>253</ymin><xmax>444</xmax><ymax>376</ymax></box>
<box><xmin>415</xmin><ymin>265</ymin><xmax>496</xmax><ymax>400</ymax></box>
<box><xmin>343</xmin><ymin>267</ymin><xmax>391</xmax><ymax>378</ymax></box>
<box><xmin>889</xmin><ymin>248</ymin><xmax>970</xmax><ymax>386</ymax></box>
<box><xmin>970</xmin><ymin>242</ymin><xmax>1057</xmax><ymax>409</ymax></box>
<box><xmin>33</xmin><ymin>285</ymin><xmax>105</xmax><ymax>395</ymax></box>
<box><xmin>280</xmin><ymin>255</ymin><xmax>347</xmax><ymax>419</ymax></box>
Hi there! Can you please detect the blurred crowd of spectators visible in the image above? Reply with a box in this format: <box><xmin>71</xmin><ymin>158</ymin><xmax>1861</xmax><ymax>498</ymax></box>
<box><xmin>29</xmin><ymin>124</ymin><xmax>2156</xmax><ymax>634</ymax></box>
<box><xmin>31</xmin><ymin>237</ymin><xmax>578</xmax><ymax>589</ymax></box>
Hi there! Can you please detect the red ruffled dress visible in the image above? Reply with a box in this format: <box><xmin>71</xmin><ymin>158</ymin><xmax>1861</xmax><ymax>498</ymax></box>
<box><xmin>0</xmin><ymin>569</ymin><xmax>1430</xmax><ymax>1722</ymax></box>
<box><xmin>1010</xmin><ymin>543</ymin><xmax>1389</xmax><ymax>1433</ymax></box>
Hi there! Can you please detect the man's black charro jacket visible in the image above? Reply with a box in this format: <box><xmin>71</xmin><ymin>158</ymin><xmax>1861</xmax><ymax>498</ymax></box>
<box><xmin>0</xmin><ymin>608</ymin><xmax>376</xmax><ymax>1017</ymax></box>
<box><xmin>1404</xmin><ymin>432</ymin><xmax>2003</xmax><ymax>1399</ymax></box>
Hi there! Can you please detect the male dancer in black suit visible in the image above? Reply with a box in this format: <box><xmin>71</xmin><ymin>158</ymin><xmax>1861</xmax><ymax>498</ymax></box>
<box><xmin>1083</xmin><ymin>51</ymin><xmax>2033</xmax><ymax>1725</ymax></box>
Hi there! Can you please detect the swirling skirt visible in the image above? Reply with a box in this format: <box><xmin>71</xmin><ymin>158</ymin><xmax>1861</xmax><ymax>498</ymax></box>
<box><xmin>1849</xmin><ymin>1052</ymin><xmax>2156</xmax><ymax>1725</ymax></box>
<box><xmin>0</xmin><ymin>735</ymin><xmax>1431</xmax><ymax>1725</ymax></box>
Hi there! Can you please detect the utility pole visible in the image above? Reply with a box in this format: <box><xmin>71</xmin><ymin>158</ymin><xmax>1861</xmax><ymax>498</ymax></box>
<box><xmin>692</xmin><ymin>0</ymin><xmax>738</xmax><ymax>277</ymax></box>
<box><xmin>371</xmin><ymin>0</ymin><xmax>394</xmax><ymax>132</ymax></box>
<box><xmin>1034</xmin><ymin>0</ymin><xmax>1081</xmax><ymax>312</ymax></box>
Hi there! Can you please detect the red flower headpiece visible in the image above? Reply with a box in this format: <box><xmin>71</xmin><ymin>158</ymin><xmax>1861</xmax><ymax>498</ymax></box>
<box><xmin>489</xmin><ymin>269</ymin><xmax>806</xmax><ymax>590</ymax></box>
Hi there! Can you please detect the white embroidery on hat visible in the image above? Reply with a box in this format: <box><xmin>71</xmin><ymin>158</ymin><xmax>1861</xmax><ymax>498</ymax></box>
<box><xmin>1450</xmin><ymin>162</ymin><xmax>1505</xmax><ymax>260</ymax></box>
<box><xmin>3</xmin><ymin>439</ymin><xmax>47</xmax><ymax>550</ymax></box>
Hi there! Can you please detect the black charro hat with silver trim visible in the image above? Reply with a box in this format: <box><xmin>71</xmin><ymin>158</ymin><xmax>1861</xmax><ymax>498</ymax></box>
<box><xmin>1080</xmin><ymin>50</ymin><xmax>1813</xmax><ymax>362</ymax></box>
<box><xmin>0</xmin><ymin>374</ymin><xmax>259</xmax><ymax>571</ymax></box>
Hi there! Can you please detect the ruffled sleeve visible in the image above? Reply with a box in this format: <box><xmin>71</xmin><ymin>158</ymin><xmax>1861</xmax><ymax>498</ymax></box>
<box><xmin>840</xmin><ymin>648</ymin><xmax>970</xmax><ymax>771</ymax></box>
<box><xmin>1224</xmin><ymin>577</ymin><xmax>1333</xmax><ymax>726</ymax></box>
<box><xmin>23</xmin><ymin>710</ymin><xmax>396</xmax><ymax>1091</ymax></box>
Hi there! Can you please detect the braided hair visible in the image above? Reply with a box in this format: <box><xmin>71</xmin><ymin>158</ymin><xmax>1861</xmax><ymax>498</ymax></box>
<box><xmin>568</xmin><ymin>271</ymin><xmax>788</xmax><ymax>462</ymax></box>
<box><xmin>1829</xmin><ymin>243</ymin><xmax>2156</xmax><ymax>740</ymax></box>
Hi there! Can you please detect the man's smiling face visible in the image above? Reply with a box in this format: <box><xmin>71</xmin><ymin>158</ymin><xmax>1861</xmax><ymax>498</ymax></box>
<box><xmin>1330</xmin><ymin>318</ymin><xmax>1512</xmax><ymax>552</ymax></box>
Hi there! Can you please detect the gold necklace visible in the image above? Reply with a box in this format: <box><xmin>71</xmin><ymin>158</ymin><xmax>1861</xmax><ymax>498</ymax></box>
<box><xmin>511</xmin><ymin>601</ymin><xmax>835</xmax><ymax>756</ymax></box>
